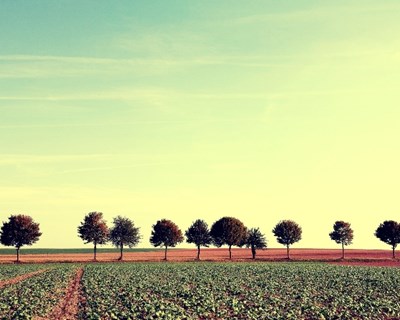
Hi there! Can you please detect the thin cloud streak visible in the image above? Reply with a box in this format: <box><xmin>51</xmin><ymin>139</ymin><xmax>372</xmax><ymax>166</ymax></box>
<box><xmin>0</xmin><ymin>154</ymin><xmax>118</xmax><ymax>165</ymax></box>
<box><xmin>0</xmin><ymin>54</ymin><xmax>185</xmax><ymax>65</ymax></box>
<box><xmin>1</xmin><ymin>48</ymin><xmax>397</xmax><ymax>79</ymax></box>
<box><xmin>0</xmin><ymin>54</ymin><xmax>277</xmax><ymax>79</ymax></box>
<box><xmin>0</xmin><ymin>87</ymin><xmax>359</xmax><ymax>103</ymax></box>
<box><xmin>232</xmin><ymin>2</ymin><xmax>400</xmax><ymax>25</ymax></box>
<box><xmin>58</xmin><ymin>162</ymin><xmax>179</xmax><ymax>174</ymax></box>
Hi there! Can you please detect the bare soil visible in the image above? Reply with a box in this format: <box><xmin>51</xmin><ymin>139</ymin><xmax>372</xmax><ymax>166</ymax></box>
<box><xmin>0</xmin><ymin>248</ymin><xmax>398</xmax><ymax>266</ymax></box>
<box><xmin>0</xmin><ymin>269</ymin><xmax>49</xmax><ymax>288</ymax></box>
<box><xmin>35</xmin><ymin>267</ymin><xmax>84</xmax><ymax>320</ymax></box>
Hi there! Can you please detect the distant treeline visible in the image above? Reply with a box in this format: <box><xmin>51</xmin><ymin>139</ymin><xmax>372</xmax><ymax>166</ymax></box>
<box><xmin>1</xmin><ymin>212</ymin><xmax>399</xmax><ymax>262</ymax></box>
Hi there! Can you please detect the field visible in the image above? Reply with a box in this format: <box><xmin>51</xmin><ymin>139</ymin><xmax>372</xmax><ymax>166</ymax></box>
<box><xmin>0</xmin><ymin>248</ymin><xmax>399</xmax><ymax>265</ymax></box>
<box><xmin>0</xmin><ymin>261</ymin><xmax>400</xmax><ymax>319</ymax></box>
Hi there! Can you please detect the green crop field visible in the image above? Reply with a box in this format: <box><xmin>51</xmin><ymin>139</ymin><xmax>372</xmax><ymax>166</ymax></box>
<box><xmin>0</xmin><ymin>262</ymin><xmax>399</xmax><ymax>319</ymax></box>
<box><xmin>0</xmin><ymin>263</ymin><xmax>46</xmax><ymax>281</ymax></box>
<box><xmin>0</xmin><ymin>264</ymin><xmax>76</xmax><ymax>319</ymax></box>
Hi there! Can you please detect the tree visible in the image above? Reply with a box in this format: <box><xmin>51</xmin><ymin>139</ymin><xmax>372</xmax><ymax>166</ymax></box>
<box><xmin>78</xmin><ymin>212</ymin><xmax>109</xmax><ymax>261</ymax></box>
<box><xmin>329</xmin><ymin>221</ymin><xmax>354</xmax><ymax>259</ymax></box>
<box><xmin>210</xmin><ymin>217</ymin><xmax>247</xmax><ymax>259</ymax></box>
<box><xmin>272</xmin><ymin>220</ymin><xmax>302</xmax><ymax>259</ymax></box>
<box><xmin>244</xmin><ymin>228</ymin><xmax>267</xmax><ymax>259</ymax></box>
<box><xmin>0</xmin><ymin>215</ymin><xmax>42</xmax><ymax>263</ymax></box>
<box><xmin>109</xmin><ymin>216</ymin><xmax>141</xmax><ymax>261</ymax></box>
<box><xmin>185</xmin><ymin>219</ymin><xmax>212</xmax><ymax>260</ymax></box>
<box><xmin>375</xmin><ymin>220</ymin><xmax>400</xmax><ymax>259</ymax></box>
<box><xmin>150</xmin><ymin>219</ymin><xmax>183</xmax><ymax>260</ymax></box>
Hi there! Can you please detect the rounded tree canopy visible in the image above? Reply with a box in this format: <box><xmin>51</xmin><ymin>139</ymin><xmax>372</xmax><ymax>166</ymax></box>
<box><xmin>109</xmin><ymin>216</ymin><xmax>141</xmax><ymax>248</ymax></box>
<box><xmin>150</xmin><ymin>219</ymin><xmax>184</xmax><ymax>248</ymax></box>
<box><xmin>0</xmin><ymin>214</ymin><xmax>42</xmax><ymax>248</ymax></box>
<box><xmin>329</xmin><ymin>221</ymin><xmax>354</xmax><ymax>245</ymax></box>
<box><xmin>185</xmin><ymin>219</ymin><xmax>212</xmax><ymax>247</ymax></box>
<box><xmin>210</xmin><ymin>217</ymin><xmax>247</xmax><ymax>247</ymax></box>
<box><xmin>375</xmin><ymin>220</ymin><xmax>400</xmax><ymax>247</ymax></box>
<box><xmin>272</xmin><ymin>220</ymin><xmax>302</xmax><ymax>246</ymax></box>
<box><xmin>77</xmin><ymin>211</ymin><xmax>109</xmax><ymax>245</ymax></box>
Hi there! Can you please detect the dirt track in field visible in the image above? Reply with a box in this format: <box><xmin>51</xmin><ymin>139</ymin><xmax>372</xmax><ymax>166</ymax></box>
<box><xmin>37</xmin><ymin>267</ymin><xmax>83</xmax><ymax>320</ymax></box>
<box><xmin>0</xmin><ymin>248</ymin><xmax>399</xmax><ymax>266</ymax></box>
<box><xmin>0</xmin><ymin>269</ymin><xmax>49</xmax><ymax>288</ymax></box>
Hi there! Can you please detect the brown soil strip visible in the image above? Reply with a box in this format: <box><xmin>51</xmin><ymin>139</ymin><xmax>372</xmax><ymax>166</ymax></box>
<box><xmin>0</xmin><ymin>249</ymin><xmax>398</xmax><ymax>264</ymax></box>
<box><xmin>36</xmin><ymin>267</ymin><xmax>84</xmax><ymax>320</ymax></box>
<box><xmin>0</xmin><ymin>269</ymin><xmax>49</xmax><ymax>288</ymax></box>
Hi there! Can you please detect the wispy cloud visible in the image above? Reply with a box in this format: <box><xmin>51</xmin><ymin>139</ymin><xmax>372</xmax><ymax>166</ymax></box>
<box><xmin>0</xmin><ymin>86</ymin><xmax>279</xmax><ymax>103</ymax></box>
<box><xmin>0</xmin><ymin>52</ymin><xmax>308</xmax><ymax>80</ymax></box>
<box><xmin>117</xmin><ymin>30</ymin><xmax>209</xmax><ymax>58</ymax></box>
<box><xmin>0</xmin><ymin>116</ymin><xmax>262</xmax><ymax>130</ymax></box>
<box><xmin>0</xmin><ymin>154</ymin><xmax>116</xmax><ymax>166</ymax></box>
<box><xmin>232</xmin><ymin>2</ymin><xmax>400</xmax><ymax>25</ymax></box>
<box><xmin>58</xmin><ymin>162</ymin><xmax>178</xmax><ymax>174</ymax></box>
<box><xmin>0</xmin><ymin>185</ymin><xmax>140</xmax><ymax>205</ymax></box>
<box><xmin>2</xmin><ymin>45</ymin><xmax>397</xmax><ymax>80</ymax></box>
<box><xmin>0</xmin><ymin>154</ymin><xmax>182</xmax><ymax>178</ymax></box>
<box><xmin>0</xmin><ymin>86</ymin><xmax>365</xmax><ymax>104</ymax></box>
<box><xmin>0</xmin><ymin>54</ymin><xmax>185</xmax><ymax>79</ymax></box>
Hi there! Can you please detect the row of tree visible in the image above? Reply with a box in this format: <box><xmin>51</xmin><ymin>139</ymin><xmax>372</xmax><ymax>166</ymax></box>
<box><xmin>77</xmin><ymin>214</ymin><xmax>266</xmax><ymax>261</ymax></box>
<box><xmin>1</xmin><ymin>213</ymin><xmax>400</xmax><ymax>262</ymax></box>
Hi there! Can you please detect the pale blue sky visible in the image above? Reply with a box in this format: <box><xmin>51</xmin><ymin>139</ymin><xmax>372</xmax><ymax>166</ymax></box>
<box><xmin>1</xmin><ymin>1</ymin><xmax>400</xmax><ymax>249</ymax></box>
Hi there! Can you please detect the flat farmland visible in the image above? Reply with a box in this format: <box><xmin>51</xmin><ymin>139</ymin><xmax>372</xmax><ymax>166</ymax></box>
<box><xmin>0</xmin><ymin>262</ymin><xmax>400</xmax><ymax>319</ymax></box>
<box><xmin>0</xmin><ymin>248</ymin><xmax>399</xmax><ymax>265</ymax></box>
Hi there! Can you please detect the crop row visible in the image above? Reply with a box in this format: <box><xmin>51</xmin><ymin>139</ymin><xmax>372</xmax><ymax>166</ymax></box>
<box><xmin>0</xmin><ymin>264</ymin><xmax>77</xmax><ymax>319</ymax></box>
<box><xmin>79</xmin><ymin>263</ymin><xmax>400</xmax><ymax>320</ymax></box>
<box><xmin>0</xmin><ymin>263</ymin><xmax>47</xmax><ymax>281</ymax></box>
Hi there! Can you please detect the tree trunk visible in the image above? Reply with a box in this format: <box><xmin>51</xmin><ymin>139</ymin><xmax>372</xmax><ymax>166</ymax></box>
<box><xmin>252</xmin><ymin>245</ymin><xmax>256</xmax><ymax>260</ymax></box>
<box><xmin>229</xmin><ymin>245</ymin><xmax>232</xmax><ymax>260</ymax></box>
<box><xmin>342</xmin><ymin>242</ymin><xmax>345</xmax><ymax>260</ymax></box>
<box><xmin>164</xmin><ymin>246</ymin><xmax>168</xmax><ymax>260</ymax></box>
<box><xmin>197</xmin><ymin>245</ymin><xmax>200</xmax><ymax>260</ymax></box>
<box><xmin>16</xmin><ymin>247</ymin><xmax>20</xmax><ymax>263</ymax></box>
<box><xmin>286</xmin><ymin>244</ymin><xmax>290</xmax><ymax>260</ymax></box>
<box><xmin>119</xmin><ymin>243</ymin><xmax>123</xmax><ymax>261</ymax></box>
<box><xmin>94</xmin><ymin>243</ymin><xmax>97</xmax><ymax>261</ymax></box>
<box><xmin>393</xmin><ymin>245</ymin><xmax>396</xmax><ymax>259</ymax></box>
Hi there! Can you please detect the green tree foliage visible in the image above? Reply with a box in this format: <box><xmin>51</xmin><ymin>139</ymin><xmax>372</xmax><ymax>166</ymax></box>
<box><xmin>375</xmin><ymin>220</ymin><xmax>400</xmax><ymax>258</ymax></box>
<box><xmin>272</xmin><ymin>220</ymin><xmax>302</xmax><ymax>259</ymax></box>
<box><xmin>210</xmin><ymin>217</ymin><xmax>247</xmax><ymax>259</ymax></box>
<box><xmin>329</xmin><ymin>221</ymin><xmax>354</xmax><ymax>259</ymax></box>
<box><xmin>0</xmin><ymin>214</ymin><xmax>42</xmax><ymax>263</ymax></box>
<box><xmin>109</xmin><ymin>216</ymin><xmax>141</xmax><ymax>261</ymax></box>
<box><xmin>185</xmin><ymin>219</ymin><xmax>212</xmax><ymax>260</ymax></box>
<box><xmin>78</xmin><ymin>212</ymin><xmax>109</xmax><ymax>261</ymax></box>
<box><xmin>244</xmin><ymin>228</ymin><xmax>267</xmax><ymax>259</ymax></box>
<box><xmin>150</xmin><ymin>219</ymin><xmax>184</xmax><ymax>260</ymax></box>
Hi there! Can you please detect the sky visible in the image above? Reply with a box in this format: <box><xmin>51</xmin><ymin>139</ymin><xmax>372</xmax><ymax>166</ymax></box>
<box><xmin>1</xmin><ymin>1</ymin><xmax>400</xmax><ymax>249</ymax></box>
